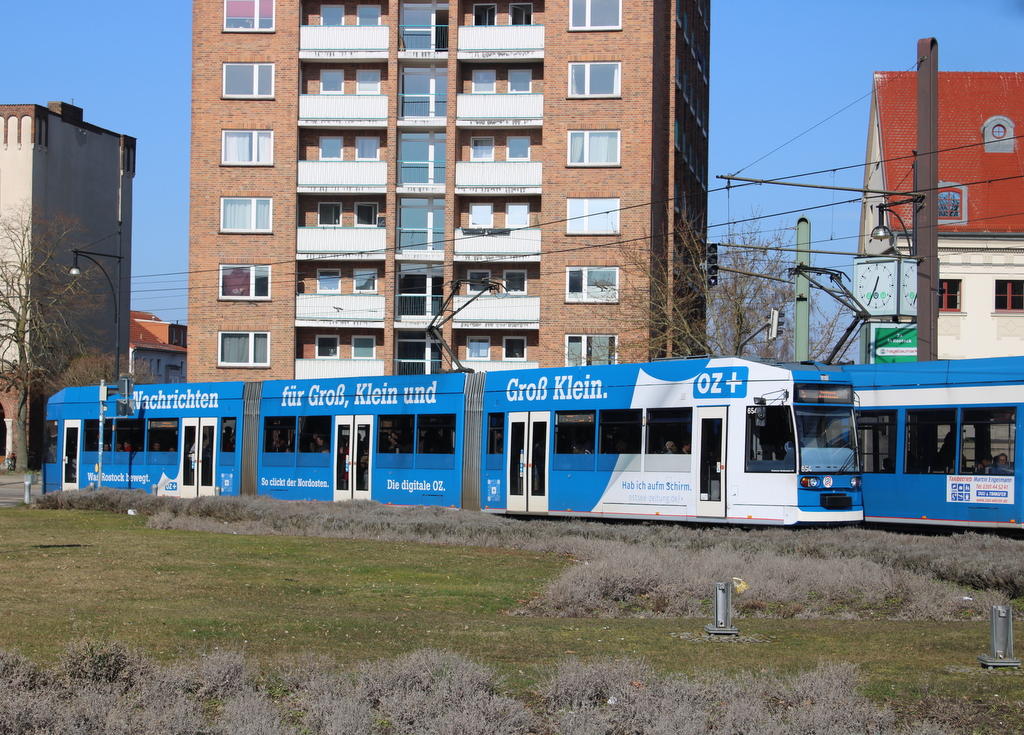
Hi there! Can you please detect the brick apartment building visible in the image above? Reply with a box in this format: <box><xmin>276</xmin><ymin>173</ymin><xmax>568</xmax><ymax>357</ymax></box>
<box><xmin>189</xmin><ymin>0</ymin><xmax>710</xmax><ymax>380</ymax></box>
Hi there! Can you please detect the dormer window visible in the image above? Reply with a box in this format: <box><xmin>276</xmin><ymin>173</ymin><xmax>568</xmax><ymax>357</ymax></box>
<box><xmin>936</xmin><ymin>184</ymin><xmax>967</xmax><ymax>224</ymax></box>
<box><xmin>983</xmin><ymin>116</ymin><xmax>1014</xmax><ymax>153</ymax></box>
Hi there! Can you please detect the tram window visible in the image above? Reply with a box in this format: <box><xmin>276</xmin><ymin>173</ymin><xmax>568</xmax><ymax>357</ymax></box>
<box><xmin>904</xmin><ymin>409</ymin><xmax>956</xmax><ymax>474</ymax></box>
<box><xmin>745</xmin><ymin>405</ymin><xmax>795</xmax><ymax>473</ymax></box>
<box><xmin>299</xmin><ymin>415</ymin><xmax>332</xmax><ymax>453</ymax></box>
<box><xmin>555</xmin><ymin>411</ymin><xmax>595</xmax><ymax>454</ymax></box>
<box><xmin>83</xmin><ymin>419</ymin><xmax>113</xmax><ymax>452</ymax></box>
<box><xmin>147</xmin><ymin>419</ymin><xmax>179</xmax><ymax>452</ymax></box>
<box><xmin>44</xmin><ymin>420</ymin><xmax>57</xmax><ymax>464</ymax></box>
<box><xmin>599</xmin><ymin>409</ymin><xmax>641</xmax><ymax>454</ymax></box>
<box><xmin>961</xmin><ymin>407</ymin><xmax>1015</xmax><ymax>474</ymax></box>
<box><xmin>114</xmin><ymin>419</ymin><xmax>144</xmax><ymax>453</ymax></box>
<box><xmin>379</xmin><ymin>415</ymin><xmax>414</xmax><ymax>453</ymax></box>
<box><xmin>264</xmin><ymin>417</ymin><xmax>296</xmax><ymax>453</ymax></box>
<box><xmin>645</xmin><ymin>408</ymin><xmax>692</xmax><ymax>455</ymax></box>
<box><xmin>856</xmin><ymin>410</ymin><xmax>896</xmax><ymax>473</ymax></box>
<box><xmin>221</xmin><ymin>418</ymin><xmax>237</xmax><ymax>452</ymax></box>
<box><xmin>418</xmin><ymin>414</ymin><xmax>456</xmax><ymax>454</ymax></box>
<box><xmin>487</xmin><ymin>413</ymin><xmax>504</xmax><ymax>454</ymax></box>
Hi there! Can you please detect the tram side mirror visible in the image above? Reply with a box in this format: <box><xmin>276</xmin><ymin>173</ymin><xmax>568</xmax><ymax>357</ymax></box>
<box><xmin>754</xmin><ymin>406</ymin><xmax>766</xmax><ymax>427</ymax></box>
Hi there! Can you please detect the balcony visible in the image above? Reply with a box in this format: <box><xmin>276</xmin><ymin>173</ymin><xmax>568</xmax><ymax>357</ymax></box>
<box><xmin>299</xmin><ymin>25</ymin><xmax>389</xmax><ymax>61</ymax></box>
<box><xmin>454</xmin><ymin>227</ymin><xmax>541</xmax><ymax>262</ymax></box>
<box><xmin>394</xmin><ymin>359</ymin><xmax>444</xmax><ymax>375</ymax></box>
<box><xmin>395</xmin><ymin>294</ymin><xmax>443</xmax><ymax>320</ymax></box>
<box><xmin>455</xmin><ymin>161</ymin><xmax>542</xmax><ymax>194</ymax></box>
<box><xmin>299</xmin><ymin>95</ymin><xmax>388</xmax><ymax>127</ymax></box>
<box><xmin>398</xmin><ymin>24</ymin><xmax>449</xmax><ymax>57</ymax></box>
<box><xmin>297</xmin><ymin>161</ymin><xmax>387</xmax><ymax>193</ymax></box>
<box><xmin>452</xmin><ymin>295</ymin><xmax>540</xmax><ymax>328</ymax></box>
<box><xmin>456</xmin><ymin>93</ymin><xmax>542</xmax><ymax>127</ymax></box>
<box><xmin>457</xmin><ymin>25</ymin><xmax>544</xmax><ymax>60</ymax></box>
<box><xmin>295</xmin><ymin>359</ymin><xmax>386</xmax><ymax>379</ymax></box>
<box><xmin>462</xmin><ymin>359</ymin><xmax>540</xmax><ymax>371</ymax></box>
<box><xmin>296</xmin><ymin>227</ymin><xmax>387</xmax><ymax>260</ymax></box>
<box><xmin>295</xmin><ymin>294</ymin><xmax>385</xmax><ymax>327</ymax></box>
<box><xmin>398</xmin><ymin>93</ymin><xmax>448</xmax><ymax>125</ymax></box>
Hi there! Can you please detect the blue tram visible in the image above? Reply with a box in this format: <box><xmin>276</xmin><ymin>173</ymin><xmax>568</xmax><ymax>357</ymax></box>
<box><xmin>42</xmin><ymin>358</ymin><xmax>863</xmax><ymax>526</ymax></box>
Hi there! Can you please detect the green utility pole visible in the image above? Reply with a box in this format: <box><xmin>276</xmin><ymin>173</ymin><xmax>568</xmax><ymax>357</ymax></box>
<box><xmin>794</xmin><ymin>216</ymin><xmax>811</xmax><ymax>361</ymax></box>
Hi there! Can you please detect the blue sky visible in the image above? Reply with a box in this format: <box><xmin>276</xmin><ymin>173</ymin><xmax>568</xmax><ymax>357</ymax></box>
<box><xmin>2</xmin><ymin>1</ymin><xmax>1023</xmax><ymax>324</ymax></box>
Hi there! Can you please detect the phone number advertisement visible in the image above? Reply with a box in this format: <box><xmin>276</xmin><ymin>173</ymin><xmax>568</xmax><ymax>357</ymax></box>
<box><xmin>946</xmin><ymin>476</ymin><xmax>1014</xmax><ymax>504</ymax></box>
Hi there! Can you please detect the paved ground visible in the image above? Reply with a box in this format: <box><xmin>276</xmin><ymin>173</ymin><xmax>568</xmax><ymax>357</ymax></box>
<box><xmin>0</xmin><ymin>473</ymin><xmax>44</xmax><ymax>507</ymax></box>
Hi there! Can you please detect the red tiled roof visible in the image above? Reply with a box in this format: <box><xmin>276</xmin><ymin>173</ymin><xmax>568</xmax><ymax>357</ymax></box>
<box><xmin>873</xmin><ymin>71</ymin><xmax>1024</xmax><ymax>234</ymax></box>
<box><xmin>129</xmin><ymin>311</ymin><xmax>187</xmax><ymax>353</ymax></box>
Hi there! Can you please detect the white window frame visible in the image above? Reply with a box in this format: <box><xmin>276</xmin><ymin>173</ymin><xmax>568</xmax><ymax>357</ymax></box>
<box><xmin>316</xmin><ymin>335</ymin><xmax>340</xmax><ymax>359</ymax></box>
<box><xmin>320</xmin><ymin>136</ymin><xmax>344</xmax><ymax>160</ymax></box>
<box><xmin>356</xmin><ymin>5</ymin><xmax>381</xmax><ymax>25</ymax></box>
<box><xmin>510</xmin><ymin>3</ymin><xmax>533</xmax><ymax>25</ymax></box>
<box><xmin>567</xmin><ymin>266</ymin><xmax>618</xmax><ymax>302</ymax></box>
<box><xmin>504</xmin><ymin>269</ymin><xmax>527</xmax><ymax>294</ymax></box>
<box><xmin>568</xmin><ymin>62</ymin><xmax>621</xmax><ymax>98</ymax></box>
<box><xmin>507</xmin><ymin>136</ymin><xmax>531</xmax><ymax>161</ymax></box>
<box><xmin>472</xmin><ymin>69</ymin><xmax>496</xmax><ymax>94</ymax></box>
<box><xmin>568</xmin><ymin>130</ymin><xmax>620</xmax><ymax>166</ymax></box>
<box><xmin>321</xmin><ymin>69</ymin><xmax>344</xmax><ymax>94</ymax></box>
<box><xmin>503</xmin><ymin>336</ymin><xmax>527</xmax><ymax>360</ymax></box>
<box><xmin>467</xmin><ymin>336</ymin><xmax>491</xmax><ymax>360</ymax></box>
<box><xmin>219</xmin><ymin>331</ymin><xmax>270</xmax><ymax>367</ymax></box>
<box><xmin>474</xmin><ymin>3</ymin><xmax>497</xmax><ymax>25</ymax></box>
<box><xmin>469</xmin><ymin>203</ymin><xmax>494</xmax><ymax>228</ymax></box>
<box><xmin>467</xmin><ymin>269</ymin><xmax>491</xmax><ymax>293</ymax></box>
<box><xmin>508</xmin><ymin>69</ymin><xmax>532</xmax><ymax>93</ymax></box>
<box><xmin>355</xmin><ymin>202</ymin><xmax>379</xmax><ymax>227</ymax></box>
<box><xmin>321</xmin><ymin>5</ymin><xmax>344</xmax><ymax>25</ymax></box>
<box><xmin>223</xmin><ymin>63</ymin><xmax>274</xmax><ymax>98</ymax></box>
<box><xmin>470</xmin><ymin>136</ymin><xmax>495</xmax><ymax>161</ymax></box>
<box><xmin>317</xmin><ymin>268</ymin><xmax>342</xmax><ymax>294</ymax></box>
<box><xmin>569</xmin><ymin>0</ymin><xmax>621</xmax><ymax>30</ymax></box>
<box><xmin>352</xmin><ymin>335</ymin><xmax>376</xmax><ymax>359</ymax></box>
<box><xmin>222</xmin><ymin>130</ymin><xmax>273</xmax><ymax>165</ymax></box>
<box><xmin>319</xmin><ymin>202</ymin><xmax>342</xmax><ymax>226</ymax></box>
<box><xmin>566</xmin><ymin>198</ymin><xmax>619</xmax><ymax>234</ymax></box>
<box><xmin>221</xmin><ymin>197</ymin><xmax>272</xmax><ymax>232</ymax></box>
<box><xmin>566</xmin><ymin>334</ymin><xmax>617</xmax><ymax>367</ymax></box>
<box><xmin>220</xmin><ymin>264</ymin><xmax>271</xmax><ymax>300</ymax></box>
<box><xmin>356</xmin><ymin>69</ymin><xmax>381</xmax><ymax>94</ymax></box>
<box><xmin>355</xmin><ymin>136</ymin><xmax>380</xmax><ymax>160</ymax></box>
<box><xmin>224</xmin><ymin>0</ymin><xmax>275</xmax><ymax>31</ymax></box>
<box><xmin>506</xmin><ymin>202</ymin><xmax>530</xmax><ymax>228</ymax></box>
<box><xmin>353</xmin><ymin>268</ymin><xmax>378</xmax><ymax>293</ymax></box>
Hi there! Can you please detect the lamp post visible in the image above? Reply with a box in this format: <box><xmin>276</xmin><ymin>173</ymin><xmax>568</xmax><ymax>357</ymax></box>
<box><xmin>869</xmin><ymin>201</ymin><xmax>916</xmax><ymax>255</ymax></box>
<box><xmin>69</xmin><ymin>246</ymin><xmax>124</xmax><ymax>381</ymax></box>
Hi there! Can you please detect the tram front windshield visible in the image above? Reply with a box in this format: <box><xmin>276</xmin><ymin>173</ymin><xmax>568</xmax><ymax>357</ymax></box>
<box><xmin>794</xmin><ymin>406</ymin><xmax>859</xmax><ymax>473</ymax></box>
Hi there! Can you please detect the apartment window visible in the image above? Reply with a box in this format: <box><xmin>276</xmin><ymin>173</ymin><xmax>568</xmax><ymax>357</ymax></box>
<box><xmin>467</xmin><ymin>336</ymin><xmax>491</xmax><ymax>360</ymax></box>
<box><xmin>568</xmin><ymin>130</ymin><xmax>620</xmax><ymax>165</ymax></box>
<box><xmin>566</xmin><ymin>335</ymin><xmax>616</xmax><ymax>366</ymax></box>
<box><xmin>319</xmin><ymin>202</ymin><xmax>342</xmax><ymax>226</ymax></box>
<box><xmin>225</xmin><ymin>0</ymin><xmax>274</xmax><ymax>30</ymax></box>
<box><xmin>504</xmin><ymin>336</ymin><xmax>526</xmax><ymax>360</ymax></box>
<box><xmin>507</xmin><ymin>136</ymin><xmax>530</xmax><ymax>160</ymax></box>
<box><xmin>221</xmin><ymin>265</ymin><xmax>270</xmax><ymax>299</ymax></box>
<box><xmin>352</xmin><ymin>336</ymin><xmax>376</xmax><ymax>359</ymax></box>
<box><xmin>569</xmin><ymin>62</ymin><xmax>620</xmax><ymax>97</ymax></box>
<box><xmin>355</xmin><ymin>202</ymin><xmax>379</xmax><ymax>226</ymax></box>
<box><xmin>321</xmin><ymin>5</ymin><xmax>344</xmax><ymax>25</ymax></box>
<box><xmin>356</xmin><ymin>69</ymin><xmax>381</xmax><ymax>94</ymax></box>
<box><xmin>504</xmin><ymin>270</ymin><xmax>527</xmax><ymax>293</ymax></box>
<box><xmin>219</xmin><ymin>332</ymin><xmax>269</xmax><ymax>366</ymax></box>
<box><xmin>995</xmin><ymin>280</ymin><xmax>1024</xmax><ymax>311</ymax></box>
<box><xmin>937</xmin><ymin>189</ymin><xmax>962</xmax><ymax>219</ymax></box>
<box><xmin>570</xmin><ymin>0</ymin><xmax>621</xmax><ymax>30</ymax></box>
<box><xmin>357</xmin><ymin>5</ymin><xmax>381</xmax><ymax>25</ymax></box>
<box><xmin>354</xmin><ymin>269</ymin><xmax>378</xmax><ymax>292</ymax></box>
<box><xmin>467</xmin><ymin>270</ymin><xmax>491</xmax><ymax>292</ymax></box>
<box><xmin>321</xmin><ymin>70</ymin><xmax>344</xmax><ymax>93</ymax></box>
<box><xmin>320</xmin><ymin>136</ymin><xmax>343</xmax><ymax>160</ymax></box>
<box><xmin>567</xmin><ymin>266</ymin><xmax>618</xmax><ymax>302</ymax></box>
<box><xmin>471</xmin><ymin>137</ymin><xmax>495</xmax><ymax>161</ymax></box>
<box><xmin>510</xmin><ymin>3</ymin><xmax>532</xmax><ymax>24</ymax></box>
<box><xmin>939</xmin><ymin>279</ymin><xmax>961</xmax><ymax>312</ymax></box>
<box><xmin>507</xmin><ymin>203</ymin><xmax>530</xmax><ymax>227</ymax></box>
<box><xmin>355</xmin><ymin>136</ymin><xmax>380</xmax><ymax>160</ymax></box>
<box><xmin>469</xmin><ymin>203</ymin><xmax>493</xmax><ymax>227</ymax></box>
<box><xmin>472</xmin><ymin>69</ymin><xmax>496</xmax><ymax>93</ymax></box>
<box><xmin>567</xmin><ymin>198</ymin><xmax>619</xmax><ymax>234</ymax></box>
<box><xmin>316</xmin><ymin>336</ymin><xmax>339</xmax><ymax>358</ymax></box>
<box><xmin>222</xmin><ymin>130</ymin><xmax>273</xmax><ymax>165</ymax></box>
<box><xmin>474</xmin><ymin>4</ymin><xmax>496</xmax><ymax>25</ymax></box>
<box><xmin>221</xmin><ymin>197</ymin><xmax>272</xmax><ymax>231</ymax></box>
<box><xmin>223</xmin><ymin>63</ymin><xmax>274</xmax><ymax>97</ymax></box>
<box><xmin>508</xmin><ymin>69</ymin><xmax>532</xmax><ymax>93</ymax></box>
<box><xmin>318</xmin><ymin>269</ymin><xmax>341</xmax><ymax>293</ymax></box>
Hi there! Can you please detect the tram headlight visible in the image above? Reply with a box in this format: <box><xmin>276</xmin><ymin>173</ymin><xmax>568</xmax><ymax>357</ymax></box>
<box><xmin>849</xmin><ymin>476</ymin><xmax>861</xmax><ymax>488</ymax></box>
<box><xmin>800</xmin><ymin>476</ymin><xmax>821</xmax><ymax>488</ymax></box>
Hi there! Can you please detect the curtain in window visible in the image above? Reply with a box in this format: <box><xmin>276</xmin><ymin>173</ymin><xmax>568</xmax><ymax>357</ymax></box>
<box><xmin>224</xmin><ymin>132</ymin><xmax>252</xmax><ymax>162</ymax></box>
<box><xmin>222</xmin><ymin>268</ymin><xmax>251</xmax><ymax>296</ymax></box>
<box><xmin>569</xmin><ymin>133</ymin><xmax>586</xmax><ymax>163</ymax></box>
<box><xmin>221</xmin><ymin>333</ymin><xmax>250</xmax><ymax>363</ymax></box>
<box><xmin>356</xmin><ymin>137</ymin><xmax>379</xmax><ymax>159</ymax></box>
<box><xmin>222</xmin><ymin>199</ymin><xmax>252</xmax><ymax>229</ymax></box>
<box><xmin>589</xmin><ymin>132</ymin><xmax>618</xmax><ymax>163</ymax></box>
<box><xmin>254</xmin><ymin>199</ymin><xmax>271</xmax><ymax>230</ymax></box>
<box><xmin>256</xmin><ymin>131</ymin><xmax>272</xmax><ymax>162</ymax></box>
<box><xmin>253</xmin><ymin>334</ymin><xmax>269</xmax><ymax>363</ymax></box>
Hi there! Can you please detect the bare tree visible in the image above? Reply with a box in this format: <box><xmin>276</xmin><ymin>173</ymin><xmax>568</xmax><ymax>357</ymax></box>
<box><xmin>0</xmin><ymin>204</ymin><xmax>88</xmax><ymax>470</ymax></box>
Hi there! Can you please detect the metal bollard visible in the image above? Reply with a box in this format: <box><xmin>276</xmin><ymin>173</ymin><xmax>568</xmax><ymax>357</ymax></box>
<box><xmin>22</xmin><ymin>474</ymin><xmax>33</xmax><ymax>505</ymax></box>
<box><xmin>704</xmin><ymin>582</ymin><xmax>739</xmax><ymax>635</ymax></box>
<box><xmin>979</xmin><ymin>605</ymin><xmax>1021</xmax><ymax>668</ymax></box>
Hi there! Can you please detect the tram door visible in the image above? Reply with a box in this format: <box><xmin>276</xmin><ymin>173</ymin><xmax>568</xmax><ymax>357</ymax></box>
<box><xmin>61</xmin><ymin>420</ymin><xmax>82</xmax><ymax>491</ymax></box>
<box><xmin>695</xmin><ymin>407</ymin><xmax>727</xmax><ymax>518</ymax></box>
<box><xmin>334</xmin><ymin>415</ymin><xmax>373</xmax><ymax>502</ymax></box>
<box><xmin>507</xmin><ymin>412</ymin><xmax>548</xmax><ymax>513</ymax></box>
<box><xmin>181</xmin><ymin>418</ymin><xmax>218</xmax><ymax>498</ymax></box>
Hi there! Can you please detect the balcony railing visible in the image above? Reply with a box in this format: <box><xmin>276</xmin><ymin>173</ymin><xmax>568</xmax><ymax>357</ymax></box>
<box><xmin>398</xmin><ymin>93</ymin><xmax>448</xmax><ymax>120</ymax></box>
<box><xmin>296</xmin><ymin>227</ymin><xmax>387</xmax><ymax>259</ymax></box>
<box><xmin>452</xmin><ymin>295</ymin><xmax>540</xmax><ymax>326</ymax></box>
<box><xmin>298</xmin><ymin>161</ymin><xmax>387</xmax><ymax>192</ymax></box>
<box><xmin>396</xmin><ymin>294</ymin><xmax>443</xmax><ymax>318</ymax></box>
<box><xmin>398</xmin><ymin>159</ymin><xmax>446</xmax><ymax>185</ymax></box>
<box><xmin>299</xmin><ymin>95</ymin><xmax>388</xmax><ymax>126</ymax></box>
<box><xmin>394</xmin><ymin>358</ymin><xmax>444</xmax><ymax>375</ymax></box>
<box><xmin>299</xmin><ymin>25</ymin><xmax>389</xmax><ymax>59</ymax></box>
<box><xmin>454</xmin><ymin>227</ymin><xmax>541</xmax><ymax>261</ymax></box>
<box><xmin>295</xmin><ymin>359</ymin><xmax>386</xmax><ymax>379</ymax></box>
<box><xmin>455</xmin><ymin>161</ymin><xmax>542</xmax><ymax>192</ymax></box>
<box><xmin>295</xmin><ymin>294</ymin><xmax>385</xmax><ymax>323</ymax></box>
<box><xmin>461</xmin><ymin>359</ymin><xmax>540</xmax><ymax>371</ymax></box>
<box><xmin>398</xmin><ymin>228</ymin><xmax>445</xmax><ymax>252</ymax></box>
<box><xmin>399</xmin><ymin>24</ymin><xmax>449</xmax><ymax>52</ymax></box>
<box><xmin>456</xmin><ymin>93</ymin><xmax>542</xmax><ymax>125</ymax></box>
<box><xmin>457</xmin><ymin>25</ymin><xmax>544</xmax><ymax>59</ymax></box>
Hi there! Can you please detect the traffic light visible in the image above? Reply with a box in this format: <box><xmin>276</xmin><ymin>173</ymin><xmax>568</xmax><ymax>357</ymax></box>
<box><xmin>705</xmin><ymin>243</ymin><xmax>719</xmax><ymax>287</ymax></box>
<box><xmin>115</xmin><ymin>376</ymin><xmax>135</xmax><ymax>416</ymax></box>
<box><xmin>768</xmin><ymin>308</ymin><xmax>784</xmax><ymax>340</ymax></box>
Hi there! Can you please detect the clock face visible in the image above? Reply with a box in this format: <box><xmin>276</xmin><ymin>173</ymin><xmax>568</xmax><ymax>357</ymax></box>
<box><xmin>855</xmin><ymin>261</ymin><xmax>896</xmax><ymax>314</ymax></box>
<box><xmin>899</xmin><ymin>260</ymin><xmax>918</xmax><ymax>315</ymax></box>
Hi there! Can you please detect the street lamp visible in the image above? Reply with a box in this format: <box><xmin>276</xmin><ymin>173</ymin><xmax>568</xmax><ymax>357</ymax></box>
<box><xmin>70</xmin><ymin>246</ymin><xmax>124</xmax><ymax>381</ymax></box>
<box><xmin>869</xmin><ymin>198</ymin><xmax>919</xmax><ymax>254</ymax></box>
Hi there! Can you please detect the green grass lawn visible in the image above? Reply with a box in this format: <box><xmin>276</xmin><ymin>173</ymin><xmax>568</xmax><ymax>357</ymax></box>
<box><xmin>1</xmin><ymin>506</ymin><xmax>1021</xmax><ymax>730</ymax></box>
